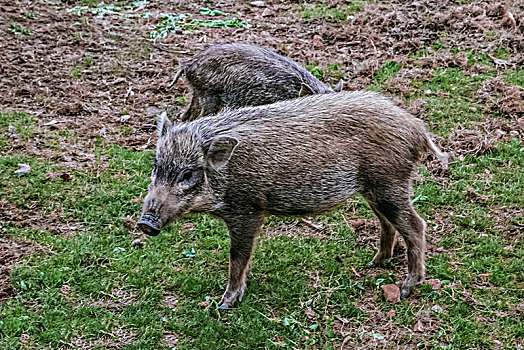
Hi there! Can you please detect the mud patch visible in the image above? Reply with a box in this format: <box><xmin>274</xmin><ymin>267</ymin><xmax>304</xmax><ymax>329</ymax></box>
<box><xmin>334</xmin><ymin>291</ymin><xmax>441</xmax><ymax>349</ymax></box>
<box><xmin>476</xmin><ymin>76</ymin><xmax>524</xmax><ymax>117</ymax></box>
<box><xmin>89</xmin><ymin>288</ymin><xmax>137</xmax><ymax>311</ymax></box>
<box><xmin>162</xmin><ymin>291</ymin><xmax>179</xmax><ymax>310</ymax></box>
<box><xmin>0</xmin><ymin>200</ymin><xmax>81</xmax><ymax>237</ymax></box>
<box><xmin>426</xmin><ymin>208</ymin><xmax>456</xmax><ymax>256</ymax></box>
<box><xmin>446</xmin><ymin>127</ymin><xmax>501</xmax><ymax>157</ymax></box>
<box><xmin>350</xmin><ymin>218</ymin><xmax>380</xmax><ymax>249</ymax></box>
<box><xmin>163</xmin><ymin>330</ymin><xmax>178</xmax><ymax>348</ymax></box>
<box><xmin>0</xmin><ymin>236</ymin><xmax>42</xmax><ymax>305</ymax></box>
<box><xmin>59</xmin><ymin>327</ymin><xmax>136</xmax><ymax>350</ymax></box>
<box><xmin>488</xmin><ymin>206</ymin><xmax>523</xmax><ymax>241</ymax></box>
<box><xmin>474</xmin><ymin>117</ymin><xmax>524</xmax><ymax>137</ymax></box>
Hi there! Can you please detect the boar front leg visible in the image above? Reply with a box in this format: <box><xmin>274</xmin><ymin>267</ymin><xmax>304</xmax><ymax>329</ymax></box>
<box><xmin>219</xmin><ymin>213</ymin><xmax>264</xmax><ymax>309</ymax></box>
<box><xmin>181</xmin><ymin>92</ymin><xmax>222</xmax><ymax>121</ymax></box>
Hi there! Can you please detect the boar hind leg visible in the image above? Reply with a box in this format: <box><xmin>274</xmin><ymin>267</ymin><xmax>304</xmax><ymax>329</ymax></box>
<box><xmin>371</xmin><ymin>191</ymin><xmax>426</xmax><ymax>298</ymax></box>
<box><xmin>364</xmin><ymin>199</ymin><xmax>397</xmax><ymax>267</ymax></box>
<box><xmin>219</xmin><ymin>213</ymin><xmax>264</xmax><ymax>309</ymax></box>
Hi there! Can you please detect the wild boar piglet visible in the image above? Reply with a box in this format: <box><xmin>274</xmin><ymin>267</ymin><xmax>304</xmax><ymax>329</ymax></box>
<box><xmin>138</xmin><ymin>90</ymin><xmax>448</xmax><ymax>308</ymax></box>
<box><xmin>170</xmin><ymin>43</ymin><xmax>343</xmax><ymax>121</ymax></box>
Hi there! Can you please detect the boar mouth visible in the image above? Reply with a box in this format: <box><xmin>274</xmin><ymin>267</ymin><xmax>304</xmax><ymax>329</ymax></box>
<box><xmin>137</xmin><ymin>214</ymin><xmax>162</xmax><ymax>236</ymax></box>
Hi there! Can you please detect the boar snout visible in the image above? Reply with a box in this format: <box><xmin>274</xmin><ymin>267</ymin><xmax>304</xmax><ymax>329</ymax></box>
<box><xmin>137</xmin><ymin>214</ymin><xmax>161</xmax><ymax>236</ymax></box>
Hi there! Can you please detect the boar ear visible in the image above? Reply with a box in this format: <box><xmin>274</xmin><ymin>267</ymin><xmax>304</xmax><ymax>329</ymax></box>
<box><xmin>333</xmin><ymin>79</ymin><xmax>344</xmax><ymax>92</ymax></box>
<box><xmin>157</xmin><ymin>111</ymin><xmax>172</xmax><ymax>138</ymax></box>
<box><xmin>299</xmin><ymin>83</ymin><xmax>315</xmax><ymax>97</ymax></box>
<box><xmin>205</xmin><ymin>136</ymin><xmax>239</xmax><ymax>170</ymax></box>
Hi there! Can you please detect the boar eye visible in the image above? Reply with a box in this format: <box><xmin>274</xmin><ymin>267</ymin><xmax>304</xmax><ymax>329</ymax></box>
<box><xmin>179</xmin><ymin>170</ymin><xmax>192</xmax><ymax>182</ymax></box>
<box><xmin>176</xmin><ymin>168</ymin><xmax>200</xmax><ymax>188</ymax></box>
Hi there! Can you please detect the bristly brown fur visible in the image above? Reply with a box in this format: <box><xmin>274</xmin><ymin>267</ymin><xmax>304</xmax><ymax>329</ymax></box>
<box><xmin>140</xmin><ymin>90</ymin><xmax>449</xmax><ymax>307</ymax></box>
<box><xmin>173</xmin><ymin>43</ymin><xmax>340</xmax><ymax>121</ymax></box>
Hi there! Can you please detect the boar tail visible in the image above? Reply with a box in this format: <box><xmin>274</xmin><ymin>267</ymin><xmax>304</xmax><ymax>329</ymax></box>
<box><xmin>168</xmin><ymin>68</ymin><xmax>185</xmax><ymax>88</ymax></box>
<box><xmin>426</xmin><ymin>135</ymin><xmax>449</xmax><ymax>170</ymax></box>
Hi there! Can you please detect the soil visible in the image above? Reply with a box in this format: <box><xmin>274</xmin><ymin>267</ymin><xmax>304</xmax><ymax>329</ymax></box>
<box><xmin>0</xmin><ymin>200</ymin><xmax>81</xmax><ymax>237</ymax></box>
<box><xmin>0</xmin><ymin>236</ymin><xmax>42</xmax><ymax>305</ymax></box>
<box><xmin>334</xmin><ymin>290</ymin><xmax>441</xmax><ymax>349</ymax></box>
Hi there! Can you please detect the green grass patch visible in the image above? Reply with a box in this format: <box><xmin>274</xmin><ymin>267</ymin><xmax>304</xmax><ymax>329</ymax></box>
<box><xmin>304</xmin><ymin>64</ymin><xmax>325</xmax><ymax>81</ymax></box>
<box><xmin>415</xmin><ymin>68</ymin><xmax>496</xmax><ymax>134</ymax></box>
<box><xmin>0</xmin><ymin>111</ymin><xmax>35</xmax><ymax>152</ymax></box>
<box><xmin>9</xmin><ymin>22</ymin><xmax>31</xmax><ymax>35</ymax></box>
<box><xmin>301</xmin><ymin>1</ymin><xmax>368</xmax><ymax>23</ymax></box>
<box><xmin>149</xmin><ymin>8</ymin><xmax>250</xmax><ymax>39</ymax></box>
<box><xmin>504</xmin><ymin>68</ymin><xmax>524</xmax><ymax>86</ymax></box>
<box><xmin>367</xmin><ymin>61</ymin><xmax>402</xmax><ymax>91</ymax></box>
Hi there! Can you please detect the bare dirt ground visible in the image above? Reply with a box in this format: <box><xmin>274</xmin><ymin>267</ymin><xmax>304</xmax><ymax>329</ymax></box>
<box><xmin>0</xmin><ymin>0</ymin><xmax>523</xmax><ymax>348</ymax></box>
<box><xmin>0</xmin><ymin>236</ymin><xmax>42</xmax><ymax>305</ymax></box>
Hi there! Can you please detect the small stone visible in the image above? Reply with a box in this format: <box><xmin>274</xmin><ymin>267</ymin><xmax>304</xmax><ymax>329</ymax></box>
<box><xmin>426</xmin><ymin>278</ymin><xmax>442</xmax><ymax>290</ymax></box>
<box><xmin>181</xmin><ymin>223</ymin><xmax>195</xmax><ymax>232</ymax></box>
<box><xmin>132</xmin><ymin>238</ymin><xmax>145</xmax><ymax>247</ymax></box>
<box><xmin>8</xmin><ymin>125</ymin><xmax>16</xmax><ymax>134</ymax></box>
<box><xmin>250</xmin><ymin>1</ymin><xmax>265</xmax><ymax>7</ymax></box>
<box><xmin>313</xmin><ymin>34</ymin><xmax>323</xmax><ymax>48</ymax></box>
<box><xmin>413</xmin><ymin>320</ymin><xmax>423</xmax><ymax>332</ymax></box>
<box><xmin>431</xmin><ymin>304</ymin><xmax>443</xmax><ymax>313</ymax></box>
<box><xmin>20</xmin><ymin>334</ymin><xmax>30</xmax><ymax>344</ymax></box>
<box><xmin>60</xmin><ymin>284</ymin><xmax>71</xmax><ymax>296</ymax></box>
<box><xmin>386</xmin><ymin>309</ymin><xmax>395</xmax><ymax>317</ymax></box>
<box><xmin>198</xmin><ymin>300</ymin><xmax>210</xmax><ymax>311</ymax></box>
<box><xmin>424</xmin><ymin>89</ymin><xmax>432</xmax><ymax>95</ymax></box>
<box><xmin>380</xmin><ymin>284</ymin><xmax>400</xmax><ymax>304</ymax></box>
<box><xmin>261</xmin><ymin>8</ymin><xmax>275</xmax><ymax>17</ymax></box>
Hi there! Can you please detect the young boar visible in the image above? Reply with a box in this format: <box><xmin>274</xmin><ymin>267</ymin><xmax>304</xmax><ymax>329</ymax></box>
<box><xmin>170</xmin><ymin>43</ymin><xmax>343</xmax><ymax>121</ymax></box>
<box><xmin>138</xmin><ymin>91</ymin><xmax>448</xmax><ymax>308</ymax></box>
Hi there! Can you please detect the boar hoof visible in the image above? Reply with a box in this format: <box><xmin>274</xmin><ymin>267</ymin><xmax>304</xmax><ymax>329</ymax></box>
<box><xmin>218</xmin><ymin>302</ymin><xmax>230</xmax><ymax>309</ymax></box>
<box><xmin>371</xmin><ymin>252</ymin><xmax>392</xmax><ymax>267</ymax></box>
<box><xmin>401</xmin><ymin>275</ymin><xmax>424</xmax><ymax>298</ymax></box>
<box><xmin>219</xmin><ymin>289</ymin><xmax>244</xmax><ymax>308</ymax></box>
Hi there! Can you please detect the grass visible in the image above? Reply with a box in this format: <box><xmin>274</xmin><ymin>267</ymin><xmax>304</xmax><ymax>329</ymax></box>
<box><xmin>1</xmin><ymin>6</ymin><xmax>524</xmax><ymax>350</ymax></box>
<box><xmin>301</xmin><ymin>1</ymin><xmax>369</xmax><ymax>23</ymax></box>
<box><xmin>148</xmin><ymin>8</ymin><xmax>250</xmax><ymax>39</ymax></box>
<box><xmin>1</xmin><ymin>79</ymin><xmax>523</xmax><ymax>349</ymax></box>
<box><xmin>70</xmin><ymin>57</ymin><xmax>96</xmax><ymax>79</ymax></box>
<box><xmin>9</xmin><ymin>22</ymin><xmax>31</xmax><ymax>35</ymax></box>
<box><xmin>0</xmin><ymin>112</ymin><xmax>35</xmax><ymax>152</ymax></box>
<box><xmin>304</xmin><ymin>64</ymin><xmax>325</xmax><ymax>81</ymax></box>
<box><xmin>367</xmin><ymin>61</ymin><xmax>402</xmax><ymax>91</ymax></box>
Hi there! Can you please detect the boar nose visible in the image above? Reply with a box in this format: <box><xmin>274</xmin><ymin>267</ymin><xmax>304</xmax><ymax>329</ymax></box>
<box><xmin>137</xmin><ymin>214</ymin><xmax>161</xmax><ymax>236</ymax></box>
